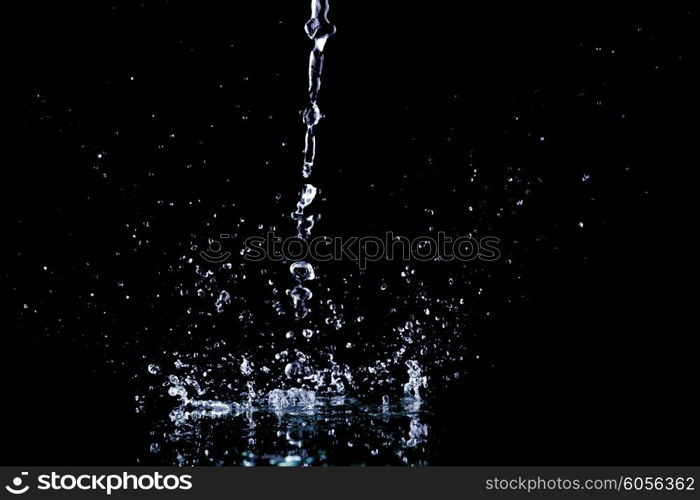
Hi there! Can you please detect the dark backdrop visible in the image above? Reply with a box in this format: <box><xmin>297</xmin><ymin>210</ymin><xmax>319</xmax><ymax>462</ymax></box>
<box><xmin>1</xmin><ymin>1</ymin><xmax>697</xmax><ymax>464</ymax></box>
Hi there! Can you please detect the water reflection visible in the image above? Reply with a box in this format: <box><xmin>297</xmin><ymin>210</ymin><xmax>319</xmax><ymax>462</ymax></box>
<box><xmin>143</xmin><ymin>397</ymin><xmax>430</xmax><ymax>466</ymax></box>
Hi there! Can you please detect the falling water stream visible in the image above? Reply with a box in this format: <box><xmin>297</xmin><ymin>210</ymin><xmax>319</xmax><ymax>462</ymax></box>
<box><xmin>287</xmin><ymin>0</ymin><xmax>335</xmax><ymax>321</ymax></box>
<box><xmin>137</xmin><ymin>0</ymin><xmax>492</xmax><ymax>466</ymax></box>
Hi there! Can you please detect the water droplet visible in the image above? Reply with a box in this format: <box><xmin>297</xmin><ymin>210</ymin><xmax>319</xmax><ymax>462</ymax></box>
<box><xmin>284</xmin><ymin>361</ymin><xmax>303</xmax><ymax>379</ymax></box>
<box><xmin>290</xmin><ymin>261</ymin><xmax>316</xmax><ymax>282</ymax></box>
<box><xmin>297</xmin><ymin>184</ymin><xmax>317</xmax><ymax>210</ymax></box>
<box><xmin>302</xmin><ymin>103</ymin><xmax>321</xmax><ymax>127</ymax></box>
<box><xmin>215</xmin><ymin>290</ymin><xmax>231</xmax><ymax>313</ymax></box>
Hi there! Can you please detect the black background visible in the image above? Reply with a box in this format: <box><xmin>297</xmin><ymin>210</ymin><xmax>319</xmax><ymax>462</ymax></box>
<box><xmin>1</xmin><ymin>1</ymin><xmax>698</xmax><ymax>464</ymax></box>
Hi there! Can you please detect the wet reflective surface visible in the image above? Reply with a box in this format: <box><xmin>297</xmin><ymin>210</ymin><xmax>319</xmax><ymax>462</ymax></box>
<box><xmin>142</xmin><ymin>398</ymin><xmax>431</xmax><ymax>466</ymax></box>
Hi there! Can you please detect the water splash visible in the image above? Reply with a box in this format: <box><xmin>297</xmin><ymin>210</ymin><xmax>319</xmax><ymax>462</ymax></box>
<box><xmin>130</xmin><ymin>0</ymin><xmax>506</xmax><ymax>465</ymax></box>
<box><xmin>268</xmin><ymin>388</ymin><xmax>317</xmax><ymax>410</ymax></box>
<box><xmin>403</xmin><ymin>360</ymin><xmax>428</xmax><ymax>400</ymax></box>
